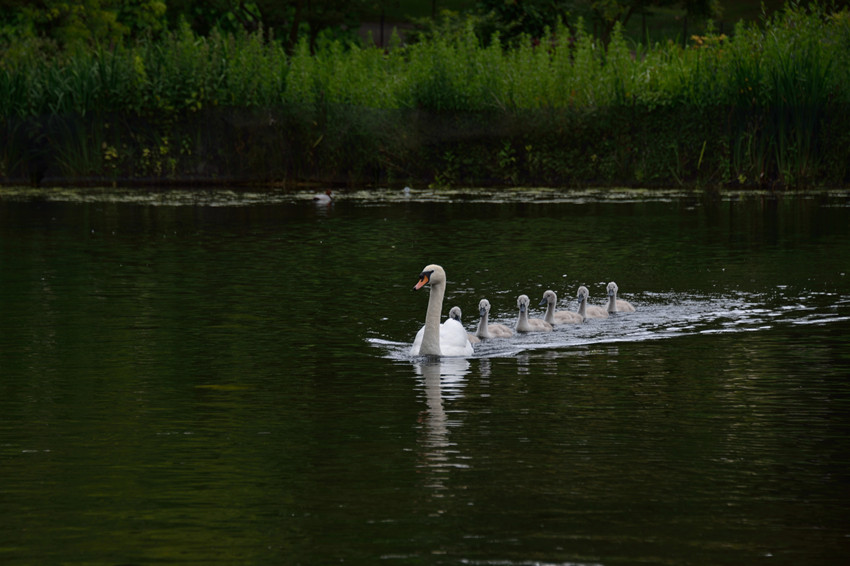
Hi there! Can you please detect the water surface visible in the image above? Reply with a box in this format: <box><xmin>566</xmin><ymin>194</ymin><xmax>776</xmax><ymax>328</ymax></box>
<box><xmin>1</xmin><ymin>188</ymin><xmax>849</xmax><ymax>565</ymax></box>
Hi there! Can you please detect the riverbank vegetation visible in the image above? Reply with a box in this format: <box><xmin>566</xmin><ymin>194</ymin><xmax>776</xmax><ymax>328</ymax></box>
<box><xmin>1</xmin><ymin>1</ymin><xmax>848</xmax><ymax>189</ymax></box>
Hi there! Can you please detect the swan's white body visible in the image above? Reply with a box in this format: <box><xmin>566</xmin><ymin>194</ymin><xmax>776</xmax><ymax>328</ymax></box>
<box><xmin>539</xmin><ymin>290</ymin><xmax>583</xmax><ymax>325</ymax></box>
<box><xmin>449</xmin><ymin>306</ymin><xmax>481</xmax><ymax>344</ymax></box>
<box><xmin>515</xmin><ymin>294</ymin><xmax>553</xmax><ymax>332</ymax></box>
<box><xmin>410</xmin><ymin>265</ymin><xmax>475</xmax><ymax>357</ymax></box>
<box><xmin>475</xmin><ymin>299</ymin><xmax>513</xmax><ymax>338</ymax></box>
<box><xmin>313</xmin><ymin>189</ymin><xmax>333</xmax><ymax>203</ymax></box>
<box><xmin>576</xmin><ymin>285</ymin><xmax>608</xmax><ymax>320</ymax></box>
<box><xmin>576</xmin><ymin>286</ymin><xmax>608</xmax><ymax>318</ymax></box>
<box><xmin>606</xmin><ymin>281</ymin><xmax>635</xmax><ymax>313</ymax></box>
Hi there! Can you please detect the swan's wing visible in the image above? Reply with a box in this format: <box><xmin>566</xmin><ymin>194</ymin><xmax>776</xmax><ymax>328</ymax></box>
<box><xmin>440</xmin><ymin>319</ymin><xmax>475</xmax><ymax>356</ymax></box>
<box><xmin>489</xmin><ymin>324</ymin><xmax>513</xmax><ymax>337</ymax></box>
<box><xmin>586</xmin><ymin>305</ymin><xmax>609</xmax><ymax>318</ymax></box>
<box><xmin>553</xmin><ymin>310</ymin><xmax>583</xmax><ymax>324</ymax></box>
<box><xmin>410</xmin><ymin>325</ymin><xmax>425</xmax><ymax>355</ymax></box>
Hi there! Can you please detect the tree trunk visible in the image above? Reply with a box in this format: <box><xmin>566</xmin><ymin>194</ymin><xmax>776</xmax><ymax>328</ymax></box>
<box><xmin>287</xmin><ymin>0</ymin><xmax>305</xmax><ymax>54</ymax></box>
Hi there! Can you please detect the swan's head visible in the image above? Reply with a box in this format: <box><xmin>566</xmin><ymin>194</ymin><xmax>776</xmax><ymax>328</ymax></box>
<box><xmin>607</xmin><ymin>281</ymin><xmax>618</xmax><ymax>296</ymax></box>
<box><xmin>478</xmin><ymin>298</ymin><xmax>491</xmax><ymax>316</ymax></box>
<box><xmin>449</xmin><ymin>306</ymin><xmax>462</xmax><ymax>322</ymax></box>
<box><xmin>517</xmin><ymin>294</ymin><xmax>530</xmax><ymax>313</ymax></box>
<box><xmin>576</xmin><ymin>286</ymin><xmax>589</xmax><ymax>303</ymax></box>
<box><xmin>413</xmin><ymin>264</ymin><xmax>445</xmax><ymax>290</ymax></box>
<box><xmin>539</xmin><ymin>289</ymin><xmax>556</xmax><ymax>307</ymax></box>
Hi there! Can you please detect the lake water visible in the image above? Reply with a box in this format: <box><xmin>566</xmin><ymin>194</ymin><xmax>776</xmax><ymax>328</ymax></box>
<box><xmin>1</xmin><ymin>187</ymin><xmax>849</xmax><ymax>565</ymax></box>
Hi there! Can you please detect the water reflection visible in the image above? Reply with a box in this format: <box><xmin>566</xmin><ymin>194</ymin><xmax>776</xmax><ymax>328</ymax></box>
<box><xmin>478</xmin><ymin>357</ymin><xmax>492</xmax><ymax>382</ymax></box>
<box><xmin>3</xmin><ymin>191</ymin><xmax>850</xmax><ymax>565</ymax></box>
<box><xmin>413</xmin><ymin>358</ymin><xmax>470</xmax><ymax>506</ymax></box>
<box><xmin>312</xmin><ymin>195</ymin><xmax>334</xmax><ymax>216</ymax></box>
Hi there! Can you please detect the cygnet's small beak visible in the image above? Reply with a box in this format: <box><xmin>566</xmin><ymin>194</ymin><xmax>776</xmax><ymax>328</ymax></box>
<box><xmin>538</xmin><ymin>296</ymin><xmax>548</xmax><ymax>307</ymax></box>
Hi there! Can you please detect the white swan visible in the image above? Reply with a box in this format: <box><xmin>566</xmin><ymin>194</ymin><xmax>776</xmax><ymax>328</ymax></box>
<box><xmin>515</xmin><ymin>294</ymin><xmax>553</xmax><ymax>332</ymax></box>
<box><xmin>313</xmin><ymin>189</ymin><xmax>333</xmax><ymax>203</ymax></box>
<box><xmin>449</xmin><ymin>306</ymin><xmax>481</xmax><ymax>344</ymax></box>
<box><xmin>576</xmin><ymin>285</ymin><xmax>608</xmax><ymax>320</ymax></box>
<box><xmin>539</xmin><ymin>290</ymin><xmax>583</xmax><ymax>325</ymax></box>
<box><xmin>410</xmin><ymin>265</ymin><xmax>475</xmax><ymax>357</ymax></box>
<box><xmin>606</xmin><ymin>281</ymin><xmax>636</xmax><ymax>313</ymax></box>
<box><xmin>475</xmin><ymin>299</ymin><xmax>513</xmax><ymax>338</ymax></box>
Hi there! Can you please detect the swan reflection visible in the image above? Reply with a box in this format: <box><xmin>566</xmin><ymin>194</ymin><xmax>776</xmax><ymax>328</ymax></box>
<box><xmin>413</xmin><ymin>358</ymin><xmax>470</xmax><ymax>502</ymax></box>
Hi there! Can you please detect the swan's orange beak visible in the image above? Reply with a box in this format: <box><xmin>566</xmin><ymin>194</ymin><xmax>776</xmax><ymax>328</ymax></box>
<box><xmin>413</xmin><ymin>271</ymin><xmax>431</xmax><ymax>290</ymax></box>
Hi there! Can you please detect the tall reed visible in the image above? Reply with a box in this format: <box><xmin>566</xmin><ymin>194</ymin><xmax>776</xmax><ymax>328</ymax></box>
<box><xmin>0</xmin><ymin>1</ymin><xmax>847</xmax><ymax>187</ymax></box>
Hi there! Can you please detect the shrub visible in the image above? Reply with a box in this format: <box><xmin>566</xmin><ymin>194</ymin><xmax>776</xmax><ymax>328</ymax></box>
<box><xmin>0</xmin><ymin>1</ymin><xmax>847</xmax><ymax>188</ymax></box>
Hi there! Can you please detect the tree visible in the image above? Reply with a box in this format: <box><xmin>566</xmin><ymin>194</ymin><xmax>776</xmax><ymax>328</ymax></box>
<box><xmin>164</xmin><ymin>0</ymin><xmax>262</xmax><ymax>36</ymax></box>
<box><xmin>475</xmin><ymin>0</ymin><xmax>572</xmax><ymax>44</ymax></box>
<box><xmin>571</xmin><ymin>0</ymin><xmax>719</xmax><ymax>44</ymax></box>
<box><xmin>473</xmin><ymin>0</ymin><xmax>719</xmax><ymax>45</ymax></box>
<box><xmin>253</xmin><ymin>0</ymin><xmax>371</xmax><ymax>53</ymax></box>
<box><xmin>0</xmin><ymin>0</ymin><xmax>372</xmax><ymax>51</ymax></box>
<box><xmin>165</xmin><ymin>0</ymin><xmax>370</xmax><ymax>53</ymax></box>
<box><xmin>0</xmin><ymin>0</ymin><xmax>167</xmax><ymax>46</ymax></box>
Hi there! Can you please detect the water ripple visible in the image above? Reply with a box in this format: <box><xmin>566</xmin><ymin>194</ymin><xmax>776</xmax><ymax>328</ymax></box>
<box><xmin>370</xmin><ymin>288</ymin><xmax>850</xmax><ymax>360</ymax></box>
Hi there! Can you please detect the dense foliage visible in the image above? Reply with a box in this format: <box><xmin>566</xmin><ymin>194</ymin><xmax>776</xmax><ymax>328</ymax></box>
<box><xmin>0</xmin><ymin>1</ymin><xmax>725</xmax><ymax>48</ymax></box>
<box><xmin>0</xmin><ymin>2</ymin><xmax>848</xmax><ymax>188</ymax></box>
<box><xmin>0</xmin><ymin>0</ymin><xmax>372</xmax><ymax>52</ymax></box>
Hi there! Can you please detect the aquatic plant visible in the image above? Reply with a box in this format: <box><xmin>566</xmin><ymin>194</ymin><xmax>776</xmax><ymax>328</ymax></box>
<box><xmin>0</xmin><ymin>1</ymin><xmax>847</xmax><ymax>187</ymax></box>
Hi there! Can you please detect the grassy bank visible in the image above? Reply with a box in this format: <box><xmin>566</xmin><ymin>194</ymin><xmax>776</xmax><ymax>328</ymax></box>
<box><xmin>1</xmin><ymin>2</ymin><xmax>848</xmax><ymax>189</ymax></box>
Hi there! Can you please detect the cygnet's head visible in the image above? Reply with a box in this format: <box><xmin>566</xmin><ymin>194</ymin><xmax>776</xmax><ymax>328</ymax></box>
<box><xmin>478</xmin><ymin>299</ymin><xmax>491</xmax><ymax>316</ymax></box>
<box><xmin>607</xmin><ymin>281</ymin><xmax>619</xmax><ymax>296</ymax></box>
<box><xmin>539</xmin><ymin>289</ymin><xmax>557</xmax><ymax>306</ymax></box>
<box><xmin>576</xmin><ymin>286</ymin><xmax>590</xmax><ymax>303</ymax></box>
<box><xmin>449</xmin><ymin>306</ymin><xmax>462</xmax><ymax>322</ymax></box>
<box><xmin>517</xmin><ymin>294</ymin><xmax>530</xmax><ymax>312</ymax></box>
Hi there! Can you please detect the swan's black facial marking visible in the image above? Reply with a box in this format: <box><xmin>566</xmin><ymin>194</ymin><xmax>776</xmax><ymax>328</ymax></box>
<box><xmin>413</xmin><ymin>270</ymin><xmax>434</xmax><ymax>291</ymax></box>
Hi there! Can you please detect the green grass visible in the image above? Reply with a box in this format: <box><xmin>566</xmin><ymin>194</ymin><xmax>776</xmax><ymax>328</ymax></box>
<box><xmin>0</xmin><ymin>1</ymin><xmax>847</xmax><ymax>188</ymax></box>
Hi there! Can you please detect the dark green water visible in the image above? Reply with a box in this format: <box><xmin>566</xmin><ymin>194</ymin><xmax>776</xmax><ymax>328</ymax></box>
<box><xmin>1</xmin><ymin>189</ymin><xmax>849</xmax><ymax>565</ymax></box>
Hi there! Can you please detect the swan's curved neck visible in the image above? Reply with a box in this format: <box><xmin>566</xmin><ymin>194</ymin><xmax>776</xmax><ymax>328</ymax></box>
<box><xmin>543</xmin><ymin>300</ymin><xmax>555</xmax><ymax>324</ymax></box>
<box><xmin>421</xmin><ymin>281</ymin><xmax>445</xmax><ymax>356</ymax></box>
<box><xmin>476</xmin><ymin>309</ymin><xmax>490</xmax><ymax>338</ymax></box>
<box><xmin>517</xmin><ymin>307</ymin><xmax>531</xmax><ymax>331</ymax></box>
<box><xmin>607</xmin><ymin>292</ymin><xmax>617</xmax><ymax>312</ymax></box>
